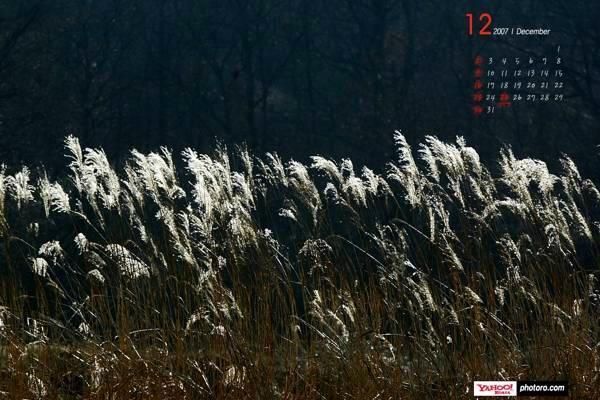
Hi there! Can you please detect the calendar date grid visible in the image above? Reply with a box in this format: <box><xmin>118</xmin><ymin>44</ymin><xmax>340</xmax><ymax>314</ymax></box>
<box><xmin>471</xmin><ymin>49</ymin><xmax>565</xmax><ymax>116</ymax></box>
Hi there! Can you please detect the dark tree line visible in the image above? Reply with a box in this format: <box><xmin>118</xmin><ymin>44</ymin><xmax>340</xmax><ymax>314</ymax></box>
<box><xmin>0</xmin><ymin>0</ymin><xmax>599</xmax><ymax>177</ymax></box>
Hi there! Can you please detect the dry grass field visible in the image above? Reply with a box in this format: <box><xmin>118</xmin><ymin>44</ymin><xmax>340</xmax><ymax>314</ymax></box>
<box><xmin>0</xmin><ymin>132</ymin><xmax>598</xmax><ymax>398</ymax></box>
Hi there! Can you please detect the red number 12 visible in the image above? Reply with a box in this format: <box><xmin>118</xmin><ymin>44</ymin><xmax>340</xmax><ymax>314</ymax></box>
<box><xmin>466</xmin><ymin>13</ymin><xmax>492</xmax><ymax>36</ymax></box>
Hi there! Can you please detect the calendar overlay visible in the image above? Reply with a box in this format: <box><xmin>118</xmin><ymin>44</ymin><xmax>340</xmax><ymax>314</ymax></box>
<box><xmin>466</xmin><ymin>13</ymin><xmax>566</xmax><ymax>116</ymax></box>
<box><xmin>471</xmin><ymin>48</ymin><xmax>565</xmax><ymax>116</ymax></box>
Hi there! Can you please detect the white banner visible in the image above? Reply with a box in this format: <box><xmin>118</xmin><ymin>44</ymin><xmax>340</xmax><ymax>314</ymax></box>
<box><xmin>473</xmin><ymin>381</ymin><xmax>517</xmax><ymax>397</ymax></box>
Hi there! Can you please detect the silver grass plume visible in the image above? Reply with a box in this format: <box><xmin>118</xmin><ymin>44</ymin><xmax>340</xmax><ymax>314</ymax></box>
<box><xmin>38</xmin><ymin>175</ymin><xmax>70</xmax><ymax>215</ymax></box>
<box><xmin>287</xmin><ymin>160</ymin><xmax>321</xmax><ymax>227</ymax></box>
<box><xmin>65</xmin><ymin>135</ymin><xmax>84</xmax><ymax>193</ymax></box>
<box><xmin>74</xmin><ymin>233</ymin><xmax>89</xmax><ymax>254</ymax></box>
<box><xmin>341</xmin><ymin>159</ymin><xmax>367</xmax><ymax>208</ymax></box>
<box><xmin>83</xmin><ymin>147</ymin><xmax>121</xmax><ymax>210</ymax></box>
<box><xmin>496</xmin><ymin>235</ymin><xmax>522</xmax><ymax>283</ymax></box>
<box><xmin>388</xmin><ymin>130</ymin><xmax>423</xmax><ymax>207</ymax></box>
<box><xmin>7</xmin><ymin>166</ymin><xmax>34</xmax><ymax>210</ymax></box>
<box><xmin>105</xmin><ymin>244</ymin><xmax>150</xmax><ymax>279</ymax></box>
<box><xmin>31</xmin><ymin>258</ymin><xmax>49</xmax><ymax>278</ymax></box>
<box><xmin>310</xmin><ymin>156</ymin><xmax>343</xmax><ymax>185</ymax></box>
<box><xmin>38</xmin><ymin>240</ymin><xmax>64</xmax><ymax>264</ymax></box>
<box><xmin>499</xmin><ymin>148</ymin><xmax>558</xmax><ymax>208</ymax></box>
<box><xmin>38</xmin><ymin>174</ymin><xmax>71</xmax><ymax>216</ymax></box>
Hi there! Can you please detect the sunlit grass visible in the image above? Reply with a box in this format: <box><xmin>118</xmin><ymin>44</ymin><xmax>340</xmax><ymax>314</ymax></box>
<box><xmin>0</xmin><ymin>132</ymin><xmax>598</xmax><ymax>398</ymax></box>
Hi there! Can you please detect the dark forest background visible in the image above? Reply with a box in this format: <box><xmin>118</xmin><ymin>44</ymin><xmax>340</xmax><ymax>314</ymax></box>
<box><xmin>0</xmin><ymin>0</ymin><xmax>599</xmax><ymax>176</ymax></box>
